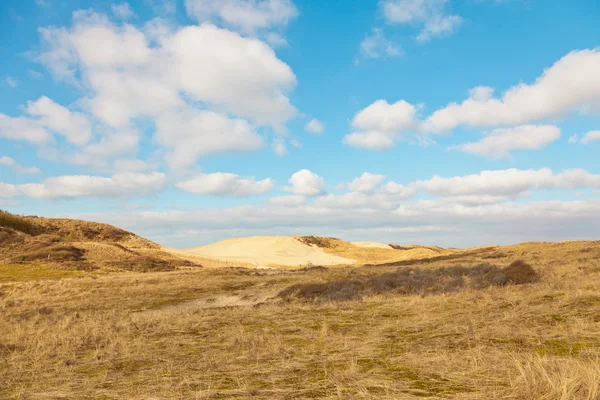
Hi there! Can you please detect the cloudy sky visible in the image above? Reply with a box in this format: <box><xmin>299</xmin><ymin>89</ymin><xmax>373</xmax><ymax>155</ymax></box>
<box><xmin>1</xmin><ymin>0</ymin><xmax>600</xmax><ymax>248</ymax></box>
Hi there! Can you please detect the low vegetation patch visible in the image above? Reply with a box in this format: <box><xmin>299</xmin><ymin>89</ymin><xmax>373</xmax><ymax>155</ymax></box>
<box><xmin>0</xmin><ymin>211</ymin><xmax>43</xmax><ymax>236</ymax></box>
<box><xmin>279</xmin><ymin>260</ymin><xmax>540</xmax><ymax>302</ymax></box>
<box><xmin>297</xmin><ymin>236</ymin><xmax>339</xmax><ymax>248</ymax></box>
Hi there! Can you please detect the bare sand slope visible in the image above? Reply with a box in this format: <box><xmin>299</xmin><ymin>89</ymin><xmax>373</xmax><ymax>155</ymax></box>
<box><xmin>181</xmin><ymin>236</ymin><xmax>356</xmax><ymax>267</ymax></box>
<box><xmin>351</xmin><ymin>241</ymin><xmax>393</xmax><ymax>249</ymax></box>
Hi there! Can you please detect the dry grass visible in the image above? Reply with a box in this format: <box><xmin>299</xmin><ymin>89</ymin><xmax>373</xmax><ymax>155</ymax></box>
<box><xmin>1</xmin><ymin>239</ymin><xmax>600</xmax><ymax>398</ymax></box>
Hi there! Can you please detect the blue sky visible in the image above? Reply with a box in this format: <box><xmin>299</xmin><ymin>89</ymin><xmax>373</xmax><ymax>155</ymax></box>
<box><xmin>1</xmin><ymin>0</ymin><xmax>600</xmax><ymax>248</ymax></box>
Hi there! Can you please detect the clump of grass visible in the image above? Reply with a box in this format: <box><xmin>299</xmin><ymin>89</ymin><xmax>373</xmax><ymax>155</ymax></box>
<box><xmin>508</xmin><ymin>356</ymin><xmax>600</xmax><ymax>399</ymax></box>
<box><xmin>0</xmin><ymin>210</ymin><xmax>43</xmax><ymax>236</ymax></box>
<box><xmin>297</xmin><ymin>236</ymin><xmax>339</xmax><ymax>248</ymax></box>
<box><xmin>106</xmin><ymin>257</ymin><xmax>200</xmax><ymax>272</ymax></box>
<box><xmin>279</xmin><ymin>260</ymin><xmax>540</xmax><ymax>302</ymax></box>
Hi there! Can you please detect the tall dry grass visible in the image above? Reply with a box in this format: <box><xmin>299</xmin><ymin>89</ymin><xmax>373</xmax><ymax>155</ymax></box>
<box><xmin>1</xmin><ymin>240</ymin><xmax>599</xmax><ymax>398</ymax></box>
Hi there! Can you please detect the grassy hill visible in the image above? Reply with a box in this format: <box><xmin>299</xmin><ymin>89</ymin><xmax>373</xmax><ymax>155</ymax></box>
<box><xmin>1</xmin><ymin>211</ymin><xmax>599</xmax><ymax>398</ymax></box>
<box><xmin>0</xmin><ymin>210</ymin><xmax>199</xmax><ymax>276</ymax></box>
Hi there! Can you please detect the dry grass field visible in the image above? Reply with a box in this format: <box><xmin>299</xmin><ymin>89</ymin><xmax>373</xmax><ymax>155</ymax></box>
<box><xmin>1</xmin><ymin>211</ymin><xmax>600</xmax><ymax>399</ymax></box>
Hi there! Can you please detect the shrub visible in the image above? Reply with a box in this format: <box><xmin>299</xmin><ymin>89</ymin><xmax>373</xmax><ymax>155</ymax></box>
<box><xmin>297</xmin><ymin>236</ymin><xmax>338</xmax><ymax>248</ymax></box>
<box><xmin>0</xmin><ymin>211</ymin><xmax>43</xmax><ymax>236</ymax></box>
<box><xmin>279</xmin><ymin>261</ymin><xmax>540</xmax><ymax>303</ymax></box>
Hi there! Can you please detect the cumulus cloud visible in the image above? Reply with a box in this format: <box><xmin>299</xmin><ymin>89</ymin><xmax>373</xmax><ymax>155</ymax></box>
<box><xmin>454</xmin><ymin>125</ymin><xmax>561</xmax><ymax>158</ymax></box>
<box><xmin>305</xmin><ymin>118</ymin><xmax>325</xmax><ymax>134</ymax></box>
<box><xmin>155</xmin><ymin>109</ymin><xmax>263</xmax><ymax>169</ymax></box>
<box><xmin>0</xmin><ymin>114</ymin><xmax>52</xmax><ymax>145</ymax></box>
<box><xmin>581</xmin><ymin>130</ymin><xmax>600</xmax><ymax>144</ymax></box>
<box><xmin>24</xmin><ymin>12</ymin><xmax>298</xmax><ymax>172</ymax></box>
<box><xmin>348</xmin><ymin>172</ymin><xmax>385</xmax><ymax>193</ymax></box>
<box><xmin>26</xmin><ymin>96</ymin><xmax>93</xmax><ymax>146</ymax></box>
<box><xmin>18</xmin><ymin>172</ymin><xmax>165</xmax><ymax>199</ymax></box>
<box><xmin>426</xmin><ymin>49</ymin><xmax>600</xmax><ymax>132</ymax></box>
<box><xmin>343</xmin><ymin>99</ymin><xmax>420</xmax><ymax>149</ymax></box>
<box><xmin>184</xmin><ymin>0</ymin><xmax>298</xmax><ymax>34</ymax></box>
<box><xmin>284</xmin><ymin>169</ymin><xmax>325</xmax><ymax>196</ymax></box>
<box><xmin>358</xmin><ymin>28</ymin><xmax>401</xmax><ymax>61</ymax></box>
<box><xmin>176</xmin><ymin>173</ymin><xmax>274</xmax><ymax>197</ymax></box>
<box><xmin>380</xmin><ymin>181</ymin><xmax>416</xmax><ymax>199</ymax></box>
<box><xmin>381</xmin><ymin>0</ymin><xmax>463</xmax><ymax>42</ymax></box>
<box><xmin>0</xmin><ymin>156</ymin><xmax>41</xmax><ymax>174</ymax></box>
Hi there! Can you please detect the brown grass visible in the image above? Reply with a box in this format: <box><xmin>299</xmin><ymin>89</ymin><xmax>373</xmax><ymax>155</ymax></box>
<box><xmin>1</xmin><ymin>221</ymin><xmax>599</xmax><ymax>398</ymax></box>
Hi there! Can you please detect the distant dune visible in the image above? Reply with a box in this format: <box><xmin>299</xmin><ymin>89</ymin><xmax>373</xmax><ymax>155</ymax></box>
<box><xmin>181</xmin><ymin>236</ymin><xmax>356</xmax><ymax>267</ymax></box>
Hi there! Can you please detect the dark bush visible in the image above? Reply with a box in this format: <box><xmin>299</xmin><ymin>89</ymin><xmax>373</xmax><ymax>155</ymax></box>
<box><xmin>0</xmin><ymin>211</ymin><xmax>43</xmax><ymax>236</ymax></box>
<box><xmin>297</xmin><ymin>236</ymin><xmax>338</xmax><ymax>248</ymax></box>
<box><xmin>279</xmin><ymin>279</ymin><xmax>365</xmax><ymax>303</ymax></box>
<box><xmin>16</xmin><ymin>244</ymin><xmax>86</xmax><ymax>262</ymax></box>
<box><xmin>279</xmin><ymin>261</ymin><xmax>540</xmax><ymax>303</ymax></box>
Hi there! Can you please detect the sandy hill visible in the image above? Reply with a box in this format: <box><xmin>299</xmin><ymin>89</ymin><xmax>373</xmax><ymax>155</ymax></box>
<box><xmin>178</xmin><ymin>235</ymin><xmax>458</xmax><ymax>267</ymax></box>
<box><xmin>180</xmin><ymin>236</ymin><xmax>356</xmax><ymax>267</ymax></box>
<box><xmin>0</xmin><ymin>210</ymin><xmax>199</xmax><ymax>272</ymax></box>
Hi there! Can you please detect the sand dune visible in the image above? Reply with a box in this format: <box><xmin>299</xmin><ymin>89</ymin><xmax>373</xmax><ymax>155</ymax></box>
<box><xmin>351</xmin><ymin>241</ymin><xmax>393</xmax><ymax>249</ymax></box>
<box><xmin>181</xmin><ymin>236</ymin><xmax>356</xmax><ymax>267</ymax></box>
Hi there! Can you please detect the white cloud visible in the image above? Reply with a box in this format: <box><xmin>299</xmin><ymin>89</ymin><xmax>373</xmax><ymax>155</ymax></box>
<box><xmin>305</xmin><ymin>118</ymin><xmax>325</xmax><ymax>134</ymax></box>
<box><xmin>343</xmin><ymin>130</ymin><xmax>396</xmax><ymax>150</ymax></box>
<box><xmin>177</xmin><ymin>173</ymin><xmax>274</xmax><ymax>196</ymax></box>
<box><xmin>353</xmin><ymin>99</ymin><xmax>417</xmax><ymax>133</ymax></box>
<box><xmin>426</xmin><ymin>49</ymin><xmax>600</xmax><ymax>132</ymax></box>
<box><xmin>0</xmin><ymin>156</ymin><xmax>41</xmax><ymax>174</ymax></box>
<box><xmin>381</xmin><ymin>0</ymin><xmax>463</xmax><ymax>42</ymax></box>
<box><xmin>344</xmin><ymin>99</ymin><xmax>419</xmax><ymax>149</ymax></box>
<box><xmin>4</xmin><ymin>77</ymin><xmax>18</xmax><ymax>88</ymax></box>
<box><xmin>348</xmin><ymin>172</ymin><xmax>385</xmax><ymax>193</ymax></box>
<box><xmin>0</xmin><ymin>114</ymin><xmax>52</xmax><ymax>145</ymax></box>
<box><xmin>413</xmin><ymin>168</ymin><xmax>551</xmax><ymax>198</ymax></box>
<box><xmin>26</xmin><ymin>96</ymin><xmax>92</xmax><ymax>146</ymax></box>
<box><xmin>18</xmin><ymin>172</ymin><xmax>165</xmax><ymax>199</ymax></box>
<box><xmin>413</xmin><ymin>168</ymin><xmax>600</xmax><ymax>200</ymax></box>
<box><xmin>380</xmin><ymin>181</ymin><xmax>416</xmax><ymax>199</ymax></box>
<box><xmin>184</xmin><ymin>0</ymin><xmax>298</xmax><ymax>34</ymax></box>
<box><xmin>35</xmin><ymin>0</ymin><xmax>49</xmax><ymax>6</ymax></box>
<box><xmin>0</xmin><ymin>182</ymin><xmax>19</xmax><ymax>198</ymax></box>
<box><xmin>268</xmin><ymin>194</ymin><xmax>305</xmax><ymax>206</ymax></box>
<box><xmin>155</xmin><ymin>109</ymin><xmax>263</xmax><ymax>169</ymax></box>
<box><xmin>29</xmin><ymin>10</ymin><xmax>298</xmax><ymax>171</ymax></box>
<box><xmin>581</xmin><ymin>130</ymin><xmax>600</xmax><ymax>144</ymax></box>
<box><xmin>284</xmin><ymin>169</ymin><xmax>324</xmax><ymax>196</ymax></box>
<box><xmin>358</xmin><ymin>28</ymin><xmax>401</xmax><ymax>61</ymax></box>
<box><xmin>454</xmin><ymin>125</ymin><xmax>561</xmax><ymax>158</ymax></box>
<box><xmin>111</xmin><ymin>3</ymin><xmax>135</xmax><ymax>19</ymax></box>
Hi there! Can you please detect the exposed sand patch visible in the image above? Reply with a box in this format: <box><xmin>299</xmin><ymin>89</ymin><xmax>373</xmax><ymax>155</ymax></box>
<box><xmin>180</xmin><ymin>236</ymin><xmax>356</xmax><ymax>267</ymax></box>
<box><xmin>351</xmin><ymin>241</ymin><xmax>393</xmax><ymax>249</ymax></box>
